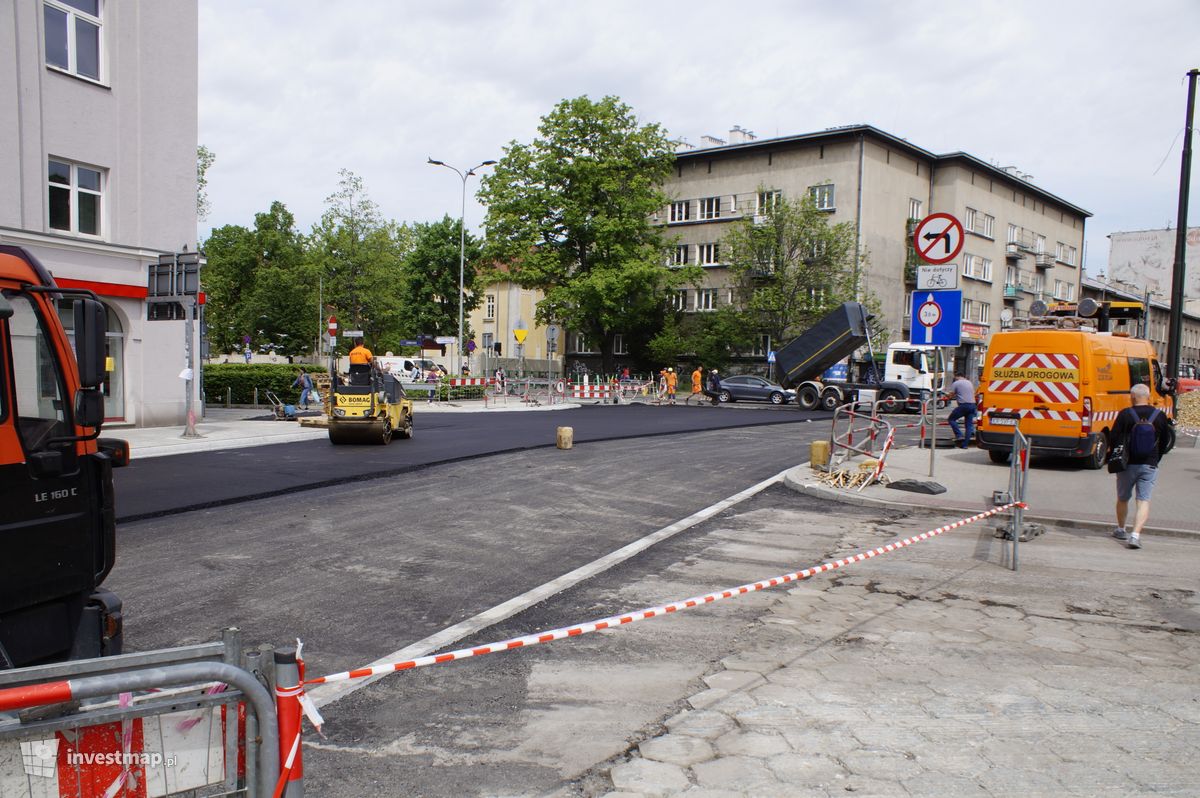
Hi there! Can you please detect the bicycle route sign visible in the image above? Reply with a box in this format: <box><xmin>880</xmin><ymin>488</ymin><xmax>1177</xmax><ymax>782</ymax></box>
<box><xmin>917</xmin><ymin>263</ymin><xmax>959</xmax><ymax>290</ymax></box>
<box><xmin>912</xmin><ymin>213</ymin><xmax>964</xmax><ymax>265</ymax></box>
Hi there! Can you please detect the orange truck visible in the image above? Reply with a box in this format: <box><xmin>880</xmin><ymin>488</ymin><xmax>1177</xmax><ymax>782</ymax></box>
<box><xmin>976</xmin><ymin>300</ymin><xmax>1174</xmax><ymax>469</ymax></box>
<box><xmin>0</xmin><ymin>245</ymin><xmax>128</xmax><ymax>668</ymax></box>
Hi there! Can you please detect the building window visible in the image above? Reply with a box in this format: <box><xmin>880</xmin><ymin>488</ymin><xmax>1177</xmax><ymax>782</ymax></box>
<box><xmin>908</xmin><ymin>198</ymin><xmax>923</xmax><ymax>220</ymax></box>
<box><xmin>757</xmin><ymin>190</ymin><xmax>781</xmax><ymax>213</ymax></box>
<box><xmin>672</xmin><ymin>244</ymin><xmax>690</xmax><ymax>266</ymax></box>
<box><xmin>1055</xmin><ymin>242</ymin><xmax>1065</xmax><ymax>262</ymax></box>
<box><xmin>981</xmin><ymin>214</ymin><xmax>994</xmax><ymax>238</ymax></box>
<box><xmin>696</xmin><ymin>288</ymin><xmax>717</xmax><ymax>311</ymax></box>
<box><xmin>1007</xmin><ymin>223</ymin><xmax>1019</xmax><ymax>245</ymax></box>
<box><xmin>673</xmin><ymin>289</ymin><xmax>689</xmax><ymax>311</ymax></box>
<box><xmin>964</xmin><ymin>207</ymin><xmax>977</xmax><ymax>231</ymax></box>
<box><xmin>1032</xmin><ymin>273</ymin><xmax>1045</xmax><ymax>294</ymax></box>
<box><xmin>613</xmin><ymin>334</ymin><xmax>629</xmax><ymax>355</ymax></box>
<box><xmin>699</xmin><ymin>196</ymin><xmax>721</xmax><ymax>220</ymax></box>
<box><xmin>44</xmin><ymin>0</ymin><xmax>102</xmax><ymax>82</ymax></box>
<box><xmin>962</xmin><ymin>254</ymin><xmax>992</xmax><ymax>282</ymax></box>
<box><xmin>1054</xmin><ymin>280</ymin><xmax>1076</xmax><ymax>301</ymax></box>
<box><xmin>962</xmin><ymin>298</ymin><xmax>973</xmax><ymax>321</ymax></box>
<box><xmin>979</xmin><ymin>302</ymin><xmax>991</xmax><ymax>325</ymax></box>
<box><xmin>698</xmin><ymin>243</ymin><xmax>720</xmax><ymax>265</ymax></box>
<box><xmin>482</xmin><ymin>332</ymin><xmax>493</xmax><ymax>352</ymax></box>
<box><xmin>670</xmin><ymin>200</ymin><xmax>690</xmax><ymax>223</ymax></box>
<box><xmin>484</xmin><ymin>294</ymin><xmax>495</xmax><ymax>319</ymax></box>
<box><xmin>809</xmin><ymin>184</ymin><xmax>835</xmax><ymax>211</ymax></box>
<box><xmin>753</xmin><ymin>334</ymin><xmax>770</xmax><ymax>357</ymax></box>
<box><xmin>571</xmin><ymin>333</ymin><xmax>598</xmax><ymax>353</ymax></box>
<box><xmin>48</xmin><ymin>159</ymin><xmax>103</xmax><ymax>236</ymax></box>
<box><xmin>1066</xmin><ymin>245</ymin><xmax>1077</xmax><ymax>266</ymax></box>
<box><xmin>903</xmin><ymin>291</ymin><xmax>912</xmax><ymax>318</ymax></box>
<box><xmin>1035</xmin><ymin>234</ymin><xmax>1046</xmax><ymax>254</ymax></box>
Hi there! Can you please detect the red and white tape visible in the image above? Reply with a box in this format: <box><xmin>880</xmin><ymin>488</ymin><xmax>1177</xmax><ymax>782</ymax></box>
<box><xmin>307</xmin><ymin>503</ymin><xmax>1023</xmax><ymax>687</ymax></box>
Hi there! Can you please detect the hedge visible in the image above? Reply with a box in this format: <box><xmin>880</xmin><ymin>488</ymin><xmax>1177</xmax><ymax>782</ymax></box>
<box><xmin>203</xmin><ymin>363</ymin><xmax>327</xmax><ymax>405</ymax></box>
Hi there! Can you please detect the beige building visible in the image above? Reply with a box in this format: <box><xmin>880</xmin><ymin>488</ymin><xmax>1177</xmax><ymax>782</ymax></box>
<box><xmin>661</xmin><ymin>125</ymin><xmax>1090</xmax><ymax>377</ymax></box>
<box><xmin>465</xmin><ymin>265</ymin><xmax>560</xmax><ymax>377</ymax></box>
<box><xmin>0</xmin><ymin>0</ymin><xmax>199</xmax><ymax>425</ymax></box>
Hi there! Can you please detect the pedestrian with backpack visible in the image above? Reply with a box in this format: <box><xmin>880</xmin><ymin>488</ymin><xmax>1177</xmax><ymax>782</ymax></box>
<box><xmin>1110</xmin><ymin>383</ymin><xmax>1173</xmax><ymax>549</ymax></box>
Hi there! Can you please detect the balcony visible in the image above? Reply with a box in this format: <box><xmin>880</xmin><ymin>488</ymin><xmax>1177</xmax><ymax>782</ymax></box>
<box><xmin>1034</xmin><ymin>253</ymin><xmax>1054</xmax><ymax>269</ymax></box>
<box><xmin>1005</xmin><ymin>242</ymin><xmax>1022</xmax><ymax>260</ymax></box>
<box><xmin>1003</xmin><ymin>284</ymin><xmax>1022</xmax><ymax>300</ymax></box>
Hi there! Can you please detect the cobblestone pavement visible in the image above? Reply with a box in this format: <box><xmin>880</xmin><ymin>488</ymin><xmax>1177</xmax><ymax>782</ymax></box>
<box><xmin>600</xmin><ymin>503</ymin><xmax>1200</xmax><ymax>797</ymax></box>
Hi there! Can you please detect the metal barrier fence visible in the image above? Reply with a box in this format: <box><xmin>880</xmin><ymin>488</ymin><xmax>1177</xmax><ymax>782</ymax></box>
<box><xmin>0</xmin><ymin>629</ymin><xmax>278</xmax><ymax>797</ymax></box>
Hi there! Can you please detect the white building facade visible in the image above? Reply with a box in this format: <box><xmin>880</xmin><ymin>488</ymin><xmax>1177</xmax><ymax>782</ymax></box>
<box><xmin>0</xmin><ymin>0</ymin><xmax>198</xmax><ymax>426</ymax></box>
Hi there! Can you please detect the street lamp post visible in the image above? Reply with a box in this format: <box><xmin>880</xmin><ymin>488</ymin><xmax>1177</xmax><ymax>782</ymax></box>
<box><xmin>427</xmin><ymin>157</ymin><xmax>496</xmax><ymax>376</ymax></box>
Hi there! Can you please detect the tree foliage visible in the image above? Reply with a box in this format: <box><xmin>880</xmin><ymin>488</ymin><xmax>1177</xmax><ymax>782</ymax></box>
<box><xmin>397</xmin><ymin>215</ymin><xmax>482</xmax><ymax>342</ymax></box>
<box><xmin>724</xmin><ymin>192</ymin><xmax>865</xmax><ymax>346</ymax></box>
<box><xmin>307</xmin><ymin>170</ymin><xmax>413</xmax><ymax>350</ymax></box>
<box><xmin>202</xmin><ymin>201</ymin><xmax>313</xmax><ymax>356</ymax></box>
<box><xmin>480</xmin><ymin>95</ymin><xmax>687</xmax><ymax>372</ymax></box>
<box><xmin>197</xmin><ymin>145</ymin><xmax>215</xmax><ymax>222</ymax></box>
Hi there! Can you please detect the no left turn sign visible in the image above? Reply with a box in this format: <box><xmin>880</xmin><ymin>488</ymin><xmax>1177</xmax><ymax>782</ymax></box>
<box><xmin>913</xmin><ymin>213</ymin><xmax>964</xmax><ymax>265</ymax></box>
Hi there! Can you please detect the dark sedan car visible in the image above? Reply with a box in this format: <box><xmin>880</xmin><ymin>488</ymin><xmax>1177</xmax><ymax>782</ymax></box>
<box><xmin>715</xmin><ymin>374</ymin><xmax>795</xmax><ymax>405</ymax></box>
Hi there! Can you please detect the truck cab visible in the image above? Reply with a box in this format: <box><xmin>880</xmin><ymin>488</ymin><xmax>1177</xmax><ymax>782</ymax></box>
<box><xmin>0</xmin><ymin>245</ymin><xmax>125</xmax><ymax>668</ymax></box>
<box><xmin>883</xmin><ymin>343</ymin><xmax>949</xmax><ymax>410</ymax></box>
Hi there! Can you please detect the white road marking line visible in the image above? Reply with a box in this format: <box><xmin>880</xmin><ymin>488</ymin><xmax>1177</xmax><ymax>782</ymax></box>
<box><xmin>309</xmin><ymin>467</ymin><xmax>789</xmax><ymax>708</ymax></box>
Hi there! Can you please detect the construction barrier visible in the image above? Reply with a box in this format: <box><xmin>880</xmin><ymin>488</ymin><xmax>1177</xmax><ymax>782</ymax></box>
<box><xmin>306</xmin><ymin>503</ymin><xmax>1023</xmax><ymax>687</ymax></box>
<box><xmin>0</xmin><ymin>629</ymin><xmax>279</xmax><ymax>798</ymax></box>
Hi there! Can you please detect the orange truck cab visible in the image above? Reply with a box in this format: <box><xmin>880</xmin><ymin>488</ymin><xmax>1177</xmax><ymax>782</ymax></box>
<box><xmin>977</xmin><ymin>300</ymin><xmax>1174</xmax><ymax>469</ymax></box>
<box><xmin>0</xmin><ymin>245</ymin><xmax>127</xmax><ymax>668</ymax></box>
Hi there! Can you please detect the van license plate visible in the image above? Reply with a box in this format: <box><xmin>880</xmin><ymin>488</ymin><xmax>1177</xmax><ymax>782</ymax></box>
<box><xmin>990</xmin><ymin>417</ymin><xmax>1018</xmax><ymax>427</ymax></box>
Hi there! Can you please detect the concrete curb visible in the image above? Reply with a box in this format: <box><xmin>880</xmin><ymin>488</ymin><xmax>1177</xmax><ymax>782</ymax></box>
<box><xmin>780</xmin><ymin>465</ymin><xmax>1200</xmax><ymax>541</ymax></box>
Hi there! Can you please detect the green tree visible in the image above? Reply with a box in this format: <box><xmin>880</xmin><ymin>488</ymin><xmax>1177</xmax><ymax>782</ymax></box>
<box><xmin>308</xmin><ymin>170</ymin><xmax>413</xmax><ymax>350</ymax></box>
<box><xmin>398</xmin><ymin>215</ymin><xmax>482</xmax><ymax>342</ymax></box>
<box><xmin>202</xmin><ymin>201</ymin><xmax>313</xmax><ymax>357</ymax></box>
<box><xmin>479</xmin><ymin>95</ymin><xmax>690</xmax><ymax>373</ymax></box>
<box><xmin>723</xmin><ymin>192</ymin><xmax>865</xmax><ymax>347</ymax></box>
<box><xmin>647</xmin><ymin>306</ymin><xmax>757</xmax><ymax>372</ymax></box>
<box><xmin>197</xmin><ymin>145</ymin><xmax>216</xmax><ymax>222</ymax></box>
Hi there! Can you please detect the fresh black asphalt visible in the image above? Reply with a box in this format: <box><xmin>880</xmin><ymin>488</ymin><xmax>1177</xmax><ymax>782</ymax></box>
<box><xmin>113</xmin><ymin>404</ymin><xmax>830</xmax><ymax>522</ymax></box>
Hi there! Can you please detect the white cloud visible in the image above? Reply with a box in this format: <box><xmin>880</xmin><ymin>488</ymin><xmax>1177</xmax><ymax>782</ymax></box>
<box><xmin>200</xmin><ymin>0</ymin><xmax>1200</xmax><ymax>271</ymax></box>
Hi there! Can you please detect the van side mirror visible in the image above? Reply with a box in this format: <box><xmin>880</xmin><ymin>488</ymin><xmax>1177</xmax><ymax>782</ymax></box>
<box><xmin>74</xmin><ymin>299</ymin><xmax>106</xmax><ymax>389</ymax></box>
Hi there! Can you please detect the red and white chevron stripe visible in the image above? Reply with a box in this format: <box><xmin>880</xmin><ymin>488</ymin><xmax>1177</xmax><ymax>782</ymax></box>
<box><xmin>988</xmin><ymin>353</ymin><xmax>1080</xmax><ymax>403</ymax></box>
<box><xmin>447</xmin><ymin>378</ymin><xmax>494</xmax><ymax>387</ymax></box>
<box><xmin>986</xmin><ymin>407</ymin><xmax>1081</xmax><ymax>421</ymax></box>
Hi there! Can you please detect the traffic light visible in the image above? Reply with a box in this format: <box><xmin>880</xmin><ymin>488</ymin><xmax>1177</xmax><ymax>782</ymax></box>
<box><xmin>494</xmin><ymin>342</ymin><xmax>502</xmax><ymax>355</ymax></box>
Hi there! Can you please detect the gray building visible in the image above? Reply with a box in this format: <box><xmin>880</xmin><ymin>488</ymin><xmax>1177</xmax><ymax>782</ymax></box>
<box><xmin>1081</xmin><ymin>276</ymin><xmax>1200</xmax><ymax>376</ymax></box>
<box><xmin>661</xmin><ymin>125</ymin><xmax>1091</xmax><ymax>377</ymax></box>
<box><xmin>0</xmin><ymin>0</ymin><xmax>198</xmax><ymax>425</ymax></box>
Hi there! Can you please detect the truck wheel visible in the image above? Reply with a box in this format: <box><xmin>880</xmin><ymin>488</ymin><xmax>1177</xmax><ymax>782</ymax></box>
<box><xmin>988</xmin><ymin>450</ymin><xmax>1010</xmax><ymax>465</ymax></box>
<box><xmin>1084</xmin><ymin>435</ymin><xmax>1107</xmax><ymax>470</ymax></box>
<box><xmin>820</xmin><ymin>389</ymin><xmax>841</xmax><ymax>411</ymax></box>
<box><xmin>798</xmin><ymin>386</ymin><xmax>820</xmax><ymax>410</ymax></box>
<box><xmin>718</xmin><ymin>390</ymin><xmax>732</xmax><ymax>403</ymax></box>
<box><xmin>769</xmin><ymin>391</ymin><xmax>784</xmax><ymax>405</ymax></box>
<box><xmin>879</xmin><ymin>389</ymin><xmax>902</xmax><ymax>413</ymax></box>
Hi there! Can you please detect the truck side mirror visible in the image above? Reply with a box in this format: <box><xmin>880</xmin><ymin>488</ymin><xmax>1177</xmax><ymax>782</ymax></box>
<box><xmin>76</xmin><ymin>388</ymin><xmax>104</xmax><ymax>428</ymax></box>
<box><xmin>73</xmin><ymin>299</ymin><xmax>106</xmax><ymax>389</ymax></box>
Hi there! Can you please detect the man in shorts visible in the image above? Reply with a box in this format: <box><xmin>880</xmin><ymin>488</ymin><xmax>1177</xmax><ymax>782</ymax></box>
<box><xmin>1111</xmin><ymin>383</ymin><xmax>1173</xmax><ymax>550</ymax></box>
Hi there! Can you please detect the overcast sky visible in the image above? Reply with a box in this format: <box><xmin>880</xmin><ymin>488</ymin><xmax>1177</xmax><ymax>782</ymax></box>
<box><xmin>198</xmin><ymin>1</ymin><xmax>1200</xmax><ymax>274</ymax></box>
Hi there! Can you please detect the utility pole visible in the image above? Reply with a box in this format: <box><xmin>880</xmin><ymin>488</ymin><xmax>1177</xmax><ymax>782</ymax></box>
<box><xmin>1167</xmin><ymin>68</ymin><xmax>1198</xmax><ymax>389</ymax></box>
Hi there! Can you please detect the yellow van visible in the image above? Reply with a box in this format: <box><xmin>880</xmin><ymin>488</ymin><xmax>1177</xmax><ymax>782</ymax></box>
<box><xmin>976</xmin><ymin>302</ymin><xmax>1173</xmax><ymax>468</ymax></box>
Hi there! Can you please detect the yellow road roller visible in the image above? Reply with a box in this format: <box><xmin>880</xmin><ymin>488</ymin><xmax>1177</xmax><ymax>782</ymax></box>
<box><xmin>328</xmin><ymin>365</ymin><xmax>414</xmax><ymax>445</ymax></box>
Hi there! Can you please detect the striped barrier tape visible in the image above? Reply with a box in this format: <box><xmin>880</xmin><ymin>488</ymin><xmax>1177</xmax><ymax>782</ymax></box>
<box><xmin>306</xmin><ymin>503</ymin><xmax>1024</xmax><ymax>687</ymax></box>
<box><xmin>447</xmin><ymin>378</ymin><xmax>494</xmax><ymax>387</ymax></box>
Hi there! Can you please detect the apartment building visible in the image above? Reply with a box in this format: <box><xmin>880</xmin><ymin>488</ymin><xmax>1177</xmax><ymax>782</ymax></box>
<box><xmin>661</xmin><ymin>125</ymin><xmax>1090</xmax><ymax>377</ymax></box>
<box><xmin>0</xmin><ymin>0</ymin><xmax>199</xmax><ymax>425</ymax></box>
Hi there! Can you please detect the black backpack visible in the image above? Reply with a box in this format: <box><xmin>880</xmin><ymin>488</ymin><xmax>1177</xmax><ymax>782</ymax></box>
<box><xmin>1127</xmin><ymin>408</ymin><xmax>1160</xmax><ymax>459</ymax></box>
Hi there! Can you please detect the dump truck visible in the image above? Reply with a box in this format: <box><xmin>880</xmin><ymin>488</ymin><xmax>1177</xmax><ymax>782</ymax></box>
<box><xmin>775</xmin><ymin>302</ymin><xmax>917</xmax><ymax>411</ymax></box>
<box><xmin>0</xmin><ymin>245</ymin><xmax>127</xmax><ymax>668</ymax></box>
